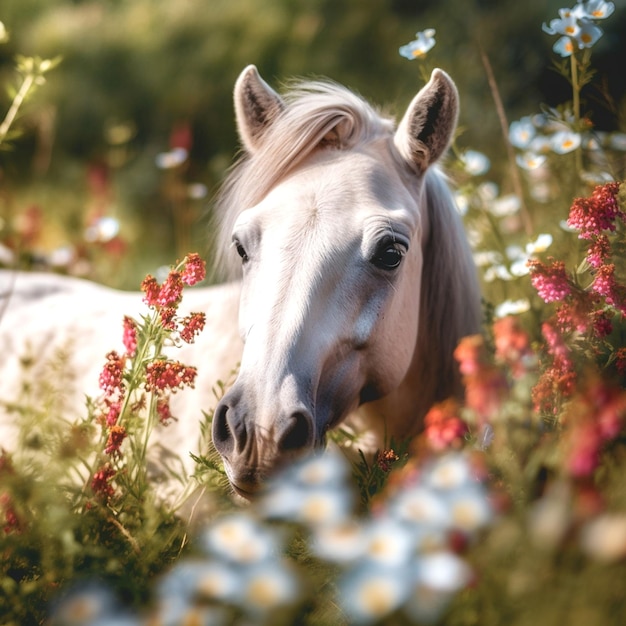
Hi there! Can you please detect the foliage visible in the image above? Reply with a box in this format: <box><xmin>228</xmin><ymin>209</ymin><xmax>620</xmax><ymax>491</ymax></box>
<box><xmin>2</xmin><ymin>2</ymin><xmax>626</xmax><ymax>626</ymax></box>
<box><xmin>1</xmin><ymin>0</ymin><xmax>624</xmax><ymax>288</ymax></box>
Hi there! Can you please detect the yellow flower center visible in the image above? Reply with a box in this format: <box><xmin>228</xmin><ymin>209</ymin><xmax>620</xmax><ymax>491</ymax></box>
<box><xmin>358</xmin><ymin>580</ymin><xmax>397</xmax><ymax>616</ymax></box>
<box><xmin>247</xmin><ymin>577</ymin><xmax>283</xmax><ymax>609</ymax></box>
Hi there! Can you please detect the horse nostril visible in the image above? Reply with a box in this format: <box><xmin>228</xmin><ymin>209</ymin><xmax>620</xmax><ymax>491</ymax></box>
<box><xmin>278</xmin><ymin>411</ymin><xmax>313</xmax><ymax>452</ymax></box>
<box><xmin>212</xmin><ymin>401</ymin><xmax>234</xmax><ymax>455</ymax></box>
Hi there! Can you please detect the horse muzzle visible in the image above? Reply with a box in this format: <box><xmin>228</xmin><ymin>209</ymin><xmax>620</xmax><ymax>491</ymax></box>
<box><xmin>212</xmin><ymin>390</ymin><xmax>317</xmax><ymax>497</ymax></box>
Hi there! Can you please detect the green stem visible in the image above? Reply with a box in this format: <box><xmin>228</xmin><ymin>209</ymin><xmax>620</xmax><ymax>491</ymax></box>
<box><xmin>570</xmin><ymin>53</ymin><xmax>584</xmax><ymax>175</ymax></box>
<box><xmin>0</xmin><ymin>72</ymin><xmax>35</xmax><ymax>145</ymax></box>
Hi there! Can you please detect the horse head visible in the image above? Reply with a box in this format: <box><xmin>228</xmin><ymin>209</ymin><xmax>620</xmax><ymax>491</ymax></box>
<box><xmin>212</xmin><ymin>66</ymin><xmax>480</xmax><ymax>496</ymax></box>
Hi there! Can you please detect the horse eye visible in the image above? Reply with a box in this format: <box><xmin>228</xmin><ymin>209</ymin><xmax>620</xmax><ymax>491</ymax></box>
<box><xmin>233</xmin><ymin>240</ymin><xmax>249</xmax><ymax>263</ymax></box>
<box><xmin>371</xmin><ymin>243</ymin><xmax>406</xmax><ymax>270</ymax></box>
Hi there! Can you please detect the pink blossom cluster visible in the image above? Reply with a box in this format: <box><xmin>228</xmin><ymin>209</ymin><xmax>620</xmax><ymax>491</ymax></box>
<box><xmin>563</xmin><ymin>379</ymin><xmax>626</xmax><ymax>478</ymax></box>
<box><xmin>493</xmin><ymin>316</ymin><xmax>535</xmax><ymax>379</ymax></box>
<box><xmin>526</xmin><ymin>185</ymin><xmax>625</xmax><ymax>417</ymax></box>
<box><xmin>453</xmin><ymin>335</ymin><xmax>509</xmax><ymax>423</ymax></box>
<box><xmin>90</xmin><ymin>464</ymin><xmax>116</xmax><ymax>501</ymax></box>
<box><xmin>532</xmin><ymin>322</ymin><xmax>577</xmax><ymax>416</ymax></box>
<box><xmin>140</xmin><ymin>254</ymin><xmax>207</xmax><ymax>344</ymax></box>
<box><xmin>423</xmin><ymin>400</ymin><xmax>469</xmax><ymax>451</ymax></box>
<box><xmin>144</xmin><ymin>359</ymin><xmax>197</xmax><ymax>394</ymax></box>
<box><xmin>567</xmin><ymin>182</ymin><xmax>622</xmax><ymax>240</ymax></box>
<box><xmin>528</xmin><ymin>259</ymin><xmax>572</xmax><ymax>303</ymax></box>
<box><xmin>89</xmin><ymin>253</ymin><xmax>207</xmax><ymax>501</ymax></box>
<box><xmin>141</xmin><ymin>253</ymin><xmax>207</xmax><ymax>310</ymax></box>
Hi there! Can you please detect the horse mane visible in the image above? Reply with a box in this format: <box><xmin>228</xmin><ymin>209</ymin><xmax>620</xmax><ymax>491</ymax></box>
<box><xmin>412</xmin><ymin>169</ymin><xmax>482</xmax><ymax>413</ymax></box>
<box><xmin>212</xmin><ymin>79</ymin><xmax>395</xmax><ymax>279</ymax></box>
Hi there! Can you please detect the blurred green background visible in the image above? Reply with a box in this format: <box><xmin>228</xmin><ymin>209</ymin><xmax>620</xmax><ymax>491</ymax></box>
<box><xmin>1</xmin><ymin>0</ymin><xmax>624</xmax><ymax>288</ymax></box>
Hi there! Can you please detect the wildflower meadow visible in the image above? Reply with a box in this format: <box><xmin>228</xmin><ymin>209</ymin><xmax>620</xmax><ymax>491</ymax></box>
<box><xmin>2</xmin><ymin>1</ymin><xmax>626</xmax><ymax>625</ymax></box>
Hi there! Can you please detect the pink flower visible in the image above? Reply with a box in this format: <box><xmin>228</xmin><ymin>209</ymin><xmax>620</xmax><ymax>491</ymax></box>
<box><xmin>144</xmin><ymin>359</ymin><xmax>197</xmax><ymax>394</ymax></box>
<box><xmin>122</xmin><ymin>316</ymin><xmax>138</xmax><ymax>356</ymax></box>
<box><xmin>586</xmin><ymin>235</ymin><xmax>610</xmax><ymax>268</ymax></box>
<box><xmin>104</xmin><ymin>400</ymin><xmax>122</xmax><ymax>427</ymax></box>
<box><xmin>567</xmin><ymin>182</ymin><xmax>622</xmax><ymax>239</ymax></box>
<box><xmin>376</xmin><ymin>449</ymin><xmax>400</xmax><ymax>472</ymax></box>
<box><xmin>156</xmin><ymin>271</ymin><xmax>183</xmax><ymax>308</ymax></box>
<box><xmin>493</xmin><ymin>316</ymin><xmax>534</xmax><ymax>378</ymax></box>
<box><xmin>423</xmin><ymin>401</ymin><xmax>469</xmax><ymax>451</ymax></box>
<box><xmin>567</xmin><ymin>422</ymin><xmax>601</xmax><ymax>478</ymax></box>
<box><xmin>99</xmin><ymin>351</ymin><xmax>126</xmax><ymax>394</ymax></box>
<box><xmin>140</xmin><ymin>275</ymin><xmax>160</xmax><ymax>307</ymax></box>
<box><xmin>156</xmin><ymin>397</ymin><xmax>175</xmax><ymax>425</ymax></box>
<box><xmin>91</xmin><ymin>465</ymin><xmax>116</xmax><ymax>501</ymax></box>
<box><xmin>528</xmin><ymin>259</ymin><xmax>572</xmax><ymax>303</ymax></box>
<box><xmin>592</xmin><ymin>310</ymin><xmax>613</xmax><ymax>338</ymax></box>
<box><xmin>181</xmin><ymin>253</ymin><xmax>206</xmax><ymax>285</ymax></box>
<box><xmin>160</xmin><ymin>307</ymin><xmax>177</xmax><ymax>330</ymax></box>
<box><xmin>453</xmin><ymin>335</ymin><xmax>486</xmax><ymax>376</ymax></box>
<box><xmin>105</xmin><ymin>424</ymin><xmax>127</xmax><ymax>456</ymax></box>
<box><xmin>179</xmin><ymin>312</ymin><xmax>206</xmax><ymax>343</ymax></box>
<box><xmin>592</xmin><ymin>264</ymin><xmax>617</xmax><ymax>299</ymax></box>
<box><xmin>1</xmin><ymin>493</ymin><xmax>22</xmax><ymax>534</ymax></box>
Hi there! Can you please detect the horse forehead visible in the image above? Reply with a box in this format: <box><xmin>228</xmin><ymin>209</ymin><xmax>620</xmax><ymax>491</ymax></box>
<box><xmin>256</xmin><ymin>150</ymin><xmax>418</xmax><ymax>229</ymax></box>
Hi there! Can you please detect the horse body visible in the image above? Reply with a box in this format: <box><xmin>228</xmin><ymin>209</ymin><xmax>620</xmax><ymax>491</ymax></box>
<box><xmin>0</xmin><ymin>273</ymin><xmax>242</xmax><ymax>493</ymax></box>
<box><xmin>0</xmin><ymin>66</ymin><xmax>480</xmax><ymax>499</ymax></box>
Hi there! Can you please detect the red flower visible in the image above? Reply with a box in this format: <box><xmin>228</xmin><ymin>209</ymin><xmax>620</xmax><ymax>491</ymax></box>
<box><xmin>567</xmin><ymin>182</ymin><xmax>622</xmax><ymax>239</ymax></box>
<box><xmin>376</xmin><ymin>449</ymin><xmax>399</xmax><ymax>472</ymax></box>
<box><xmin>591</xmin><ymin>264</ymin><xmax>626</xmax><ymax>313</ymax></box>
<box><xmin>181</xmin><ymin>253</ymin><xmax>206</xmax><ymax>286</ymax></box>
<box><xmin>1</xmin><ymin>493</ymin><xmax>22</xmax><ymax>534</ymax></box>
<box><xmin>423</xmin><ymin>400</ymin><xmax>469</xmax><ymax>451</ymax></box>
<box><xmin>592</xmin><ymin>310</ymin><xmax>613</xmax><ymax>338</ymax></box>
<box><xmin>104</xmin><ymin>399</ymin><xmax>122</xmax><ymax>427</ymax></box>
<box><xmin>179</xmin><ymin>312</ymin><xmax>206</xmax><ymax>343</ymax></box>
<box><xmin>160</xmin><ymin>307</ymin><xmax>177</xmax><ymax>330</ymax></box>
<box><xmin>528</xmin><ymin>258</ymin><xmax>572</xmax><ymax>303</ymax></box>
<box><xmin>140</xmin><ymin>275</ymin><xmax>160</xmax><ymax>307</ymax></box>
<box><xmin>105</xmin><ymin>424</ymin><xmax>127</xmax><ymax>456</ymax></box>
<box><xmin>145</xmin><ymin>359</ymin><xmax>197</xmax><ymax>394</ymax></box>
<box><xmin>453</xmin><ymin>335</ymin><xmax>486</xmax><ymax>376</ymax></box>
<box><xmin>156</xmin><ymin>397</ymin><xmax>175</xmax><ymax>425</ymax></box>
<box><xmin>122</xmin><ymin>316</ymin><xmax>138</xmax><ymax>356</ymax></box>
<box><xmin>90</xmin><ymin>465</ymin><xmax>116</xmax><ymax>501</ymax></box>
<box><xmin>493</xmin><ymin>316</ymin><xmax>534</xmax><ymax>378</ymax></box>
<box><xmin>157</xmin><ymin>271</ymin><xmax>184</xmax><ymax>308</ymax></box>
<box><xmin>99</xmin><ymin>351</ymin><xmax>126</xmax><ymax>394</ymax></box>
<box><xmin>586</xmin><ymin>235</ymin><xmax>610</xmax><ymax>268</ymax></box>
<box><xmin>567</xmin><ymin>421</ymin><xmax>601</xmax><ymax>478</ymax></box>
<box><xmin>454</xmin><ymin>335</ymin><xmax>508</xmax><ymax>423</ymax></box>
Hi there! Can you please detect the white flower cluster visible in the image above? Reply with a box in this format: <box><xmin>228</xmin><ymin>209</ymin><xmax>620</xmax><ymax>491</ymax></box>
<box><xmin>542</xmin><ymin>1</ymin><xmax>614</xmax><ymax>58</ymax></box>
<box><xmin>49</xmin><ymin>451</ymin><xmax>492</xmax><ymax>625</ymax></box>
<box><xmin>262</xmin><ymin>451</ymin><xmax>492</xmax><ymax>625</ymax></box>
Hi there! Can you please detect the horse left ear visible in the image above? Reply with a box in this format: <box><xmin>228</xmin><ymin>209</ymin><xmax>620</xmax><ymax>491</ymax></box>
<box><xmin>234</xmin><ymin>65</ymin><xmax>285</xmax><ymax>153</ymax></box>
<box><xmin>394</xmin><ymin>69</ymin><xmax>458</xmax><ymax>173</ymax></box>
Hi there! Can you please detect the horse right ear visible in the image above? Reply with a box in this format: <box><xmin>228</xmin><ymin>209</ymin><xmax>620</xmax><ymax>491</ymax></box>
<box><xmin>234</xmin><ymin>65</ymin><xmax>285</xmax><ymax>153</ymax></box>
<box><xmin>394</xmin><ymin>69</ymin><xmax>458</xmax><ymax>173</ymax></box>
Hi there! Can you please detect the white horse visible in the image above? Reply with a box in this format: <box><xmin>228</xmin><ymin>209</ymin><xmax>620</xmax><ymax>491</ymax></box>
<box><xmin>0</xmin><ymin>66</ymin><xmax>480</xmax><ymax>499</ymax></box>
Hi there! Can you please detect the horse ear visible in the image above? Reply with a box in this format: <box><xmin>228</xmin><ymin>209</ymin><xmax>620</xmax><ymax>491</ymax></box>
<box><xmin>234</xmin><ymin>65</ymin><xmax>285</xmax><ymax>153</ymax></box>
<box><xmin>394</xmin><ymin>69</ymin><xmax>458</xmax><ymax>173</ymax></box>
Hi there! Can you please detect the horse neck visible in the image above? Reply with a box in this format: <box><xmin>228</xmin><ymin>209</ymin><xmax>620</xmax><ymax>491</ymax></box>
<box><xmin>356</xmin><ymin>169</ymin><xmax>482</xmax><ymax>446</ymax></box>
